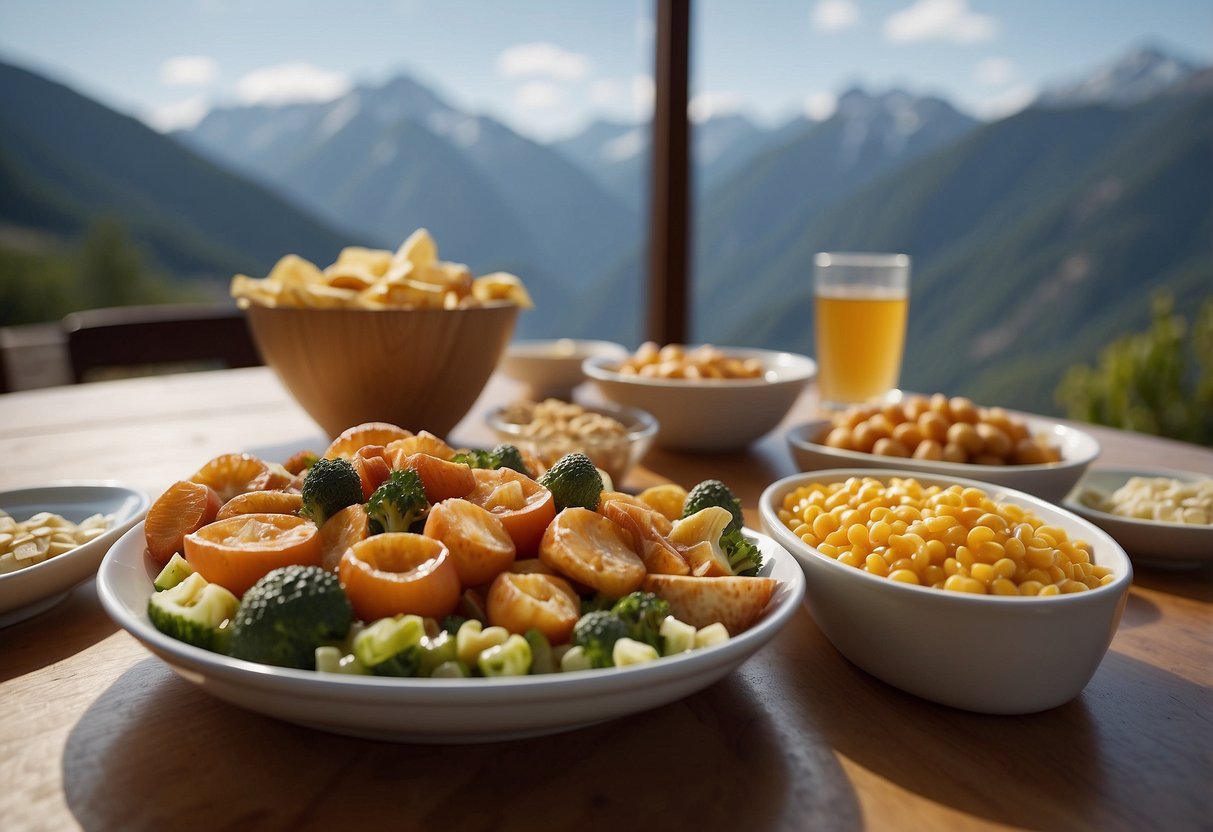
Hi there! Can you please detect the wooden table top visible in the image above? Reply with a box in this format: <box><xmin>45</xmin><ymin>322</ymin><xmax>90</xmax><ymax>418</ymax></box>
<box><xmin>1</xmin><ymin>367</ymin><xmax>1210</xmax><ymax>832</ymax></box>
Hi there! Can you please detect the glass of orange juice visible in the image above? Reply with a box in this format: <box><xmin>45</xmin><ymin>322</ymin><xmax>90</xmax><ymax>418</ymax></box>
<box><xmin>813</xmin><ymin>252</ymin><xmax>910</xmax><ymax>409</ymax></box>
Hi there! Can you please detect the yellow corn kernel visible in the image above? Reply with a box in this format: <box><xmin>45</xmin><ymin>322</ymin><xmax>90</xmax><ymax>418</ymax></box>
<box><xmin>970</xmin><ymin>562</ymin><xmax>996</xmax><ymax>584</ymax></box>
<box><xmin>1019</xmin><ymin>580</ymin><xmax>1044</xmax><ymax>596</ymax></box>
<box><xmin>967</xmin><ymin>525</ymin><xmax>997</xmax><ymax>547</ymax></box>
<box><xmin>812</xmin><ymin>511</ymin><xmax>839</xmax><ymax>539</ymax></box>
<box><xmin>944</xmin><ymin>574</ymin><xmax>985</xmax><ymax>594</ymax></box>
<box><xmin>847</xmin><ymin>523</ymin><xmax>871</xmax><ymax>550</ymax></box>
<box><xmin>992</xmin><ymin>557</ymin><xmax>1017</xmax><ymax>579</ymax></box>
<box><xmin>1062</xmin><ymin>580</ymin><xmax>1089</xmax><ymax>593</ymax></box>
<box><xmin>1038</xmin><ymin>584</ymin><xmax>1061</xmax><ymax>596</ymax></box>
<box><xmin>991</xmin><ymin>578</ymin><xmax>1019</xmax><ymax>596</ymax></box>
<box><xmin>864</xmin><ymin>553</ymin><xmax>889</xmax><ymax>576</ymax></box>
<box><xmin>922</xmin><ymin>565</ymin><xmax>946</xmax><ymax>585</ymax></box>
<box><xmin>888</xmin><ymin>569</ymin><xmax>921</xmax><ymax>584</ymax></box>
<box><xmin>1025</xmin><ymin>546</ymin><xmax>1055</xmax><ymax>569</ymax></box>
<box><xmin>838</xmin><ymin>550</ymin><xmax>864</xmax><ymax>568</ymax></box>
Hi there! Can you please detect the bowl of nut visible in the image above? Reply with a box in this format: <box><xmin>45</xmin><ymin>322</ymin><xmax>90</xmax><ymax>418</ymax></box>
<box><xmin>498</xmin><ymin>339</ymin><xmax>629</xmax><ymax>400</ymax></box>
<box><xmin>583</xmin><ymin>343</ymin><xmax>817</xmax><ymax>452</ymax></box>
<box><xmin>759</xmin><ymin>469</ymin><xmax>1132</xmax><ymax>714</ymax></box>
<box><xmin>485</xmin><ymin>398</ymin><xmax>658</xmax><ymax>488</ymax></box>
<box><xmin>235</xmin><ymin>229</ymin><xmax>532</xmax><ymax>439</ymax></box>
<box><xmin>786</xmin><ymin>394</ymin><xmax>1100</xmax><ymax>502</ymax></box>
<box><xmin>1064</xmin><ymin>467</ymin><xmax>1213</xmax><ymax>566</ymax></box>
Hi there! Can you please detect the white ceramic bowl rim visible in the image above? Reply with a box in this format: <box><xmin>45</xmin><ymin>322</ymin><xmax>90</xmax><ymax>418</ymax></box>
<box><xmin>787</xmin><ymin>418</ymin><xmax>1101</xmax><ymax>474</ymax></box>
<box><xmin>760</xmin><ymin>467</ymin><xmax>1133</xmax><ymax>609</ymax></box>
<box><xmin>506</xmin><ymin>339</ymin><xmax>628</xmax><ymax>359</ymax></box>
<box><xmin>1066</xmin><ymin>465</ymin><xmax>1213</xmax><ymax>532</ymax></box>
<box><xmin>487</xmin><ymin>400</ymin><xmax>659</xmax><ymax>443</ymax></box>
<box><xmin>583</xmin><ymin>348</ymin><xmax>818</xmax><ymax>389</ymax></box>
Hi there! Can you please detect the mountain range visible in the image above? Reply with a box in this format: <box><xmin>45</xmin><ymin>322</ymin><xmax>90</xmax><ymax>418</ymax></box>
<box><xmin>0</xmin><ymin>44</ymin><xmax>1208</xmax><ymax>415</ymax></box>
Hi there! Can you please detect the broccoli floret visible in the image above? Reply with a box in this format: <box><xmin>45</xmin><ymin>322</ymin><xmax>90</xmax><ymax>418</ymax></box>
<box><xmin>579</xmin><ymin>592</ymin><xmax>619</xmax><ymax>616</ymax></box>
<box><xmin>571</xmin><ymin>610</ymin><xmax>629</xmax><ymax>668</ymax></box>
<box><xmin>722</xmin><ymin>528</ymin><xmax>763</xmax><ymax>576</ymax></box>
<box><xmin>227</xmin><ymin>565</ymin><xmax>353</xmax><ymax>669</ymax></box>
<box><xmin>147</xmin><ymin>572</ymin><xmax>239</xmax><ymax>651</ymax></box>
<box><xmin>452</xmin><ymin>444</ymin><xmax>533</xmax><ymax>478</ymax></box>
<box><xmin>299</xmin><ymin>457</ymin><xmax>364</xmax><ymax>526</ymax></box>
<box><xmin>441</xmin><ymin>613</ymin><xmax>469</xmax><ymax>635</ymax></box>
<box><xmin>366</xmin><ymin>468</ymin><xmax>429</xmax><ymax>534</ymax></box>
<box><xmin>612</xmin><ymin>591</ymin><xmax>672</xmax><ymax>651</ymax></box>
<box><xmin>539</xmin><ymin>452</ymin><xmax>604</xmax><ymax>511</ymax></box>
<box><xmin>682</xmin><ymin>479</ymin><xmax>744</xmax><ymax>535</ymax></box>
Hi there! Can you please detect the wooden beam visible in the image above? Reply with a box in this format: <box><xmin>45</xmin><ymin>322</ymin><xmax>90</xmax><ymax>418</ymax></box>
<box><xmin>646</xmin><ymin>0</ymin><xmax>692</xmax><ymax>345</ymax></box>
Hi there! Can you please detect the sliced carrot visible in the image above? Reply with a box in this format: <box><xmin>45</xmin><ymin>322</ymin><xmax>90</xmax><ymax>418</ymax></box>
<box><xmin>282</xmin><ymin>449</ymin><xmax>319</xmax><ymax>475</ymax></box>
<box><xmin>352</xmin><ymin>445</ymin><xmax>392</xmax><ymax>500</ymax></box>
<box><xmin>338</xmin><ymin>533</ymin><xmax>460</xmax><ymax>621</ymax></box>
<box><xmin>487</xmin><ymin>572</ymin><xmax>580</xmax><ymax>644</ymax></box>
<box><xmin>319</xmin><ymin>503</ymin><xmax>370</xmax><ymax>572</ymax></box>
<box><xmin>384</xmin><ymin>431</ymin><xmax>457</xmax><ymax>463</ymax></box>
<box><xmin>216</xmin><ymin>490</ymin><xmax>304</xmax><ymax>521</ymax></box>
<box><xmin>144</xmin><ymin>480</ymin><xmax>222</xmax><ymax>565</ymax></box>
<box><xmin>464</xmin><ymin>467</ymin><xmax>556</xmax><ymax>557</ymax></box>
<box><xmin>423</xmin><ymin>498</ymin><xmax>516</xmax><ymax>586</ymax></box>
<box><xmin>184</xmin><ymin>513</ymin><xmax>322</xmax><ymax>597</ymax></box>
<box><xmin>191</xmin><ymin>453</ymin><xmax>271</xmax><ymax>502</ymax></box>
<box><xmin>539</xmin><ymin>507</ymin><xmax>646</xmax><ymax>597</ymax></box>
<box><xmin>397</xmin><ymin>453</ymin><xmax>476</xmax><ymax>502</ymax></box>
<box><xmin>323</xmin><ymin>422</ymin><xmax>412</xmax><ymax>460</ymax></box>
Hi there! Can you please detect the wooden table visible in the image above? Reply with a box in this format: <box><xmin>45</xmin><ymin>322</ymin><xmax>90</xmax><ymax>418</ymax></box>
<box><xmin>1</xmin><ymin>367</ymin><xmax>1210</xmax><ymax>831</ymax></box>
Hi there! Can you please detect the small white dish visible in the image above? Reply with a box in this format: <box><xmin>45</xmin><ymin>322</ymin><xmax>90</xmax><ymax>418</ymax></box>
<box><xmin>760</xmin><ymin>468</ymin><xmax>1132</xmax><ymax>714</ymax></box>
<box><xmin>96</xmin><ymin>522</ymin><xmax>805</xmax><ymax>743</ymax></box>
<box><xmin>786</xmin><ymin>415</ymin><xmax>1100</xmax><ymax>503</ymax></box>
<box><xmin>584</xmin><ymin>348</ymin><xmax>817</xmax><ymax>452</ymax></box>
<box><xmin>499</xmin><ymin>339</ymin><xmax>628</xmax><ymax>399</ymax></box>
<box><xmin>0</xmin><ymin>482</ymin><xmax>150</xmax><ymax>627</ymax></box>
<box><xmin>1064</xmin><ymin>466</ymin><xmax>1213</xmax><ymax>567</ymax></box>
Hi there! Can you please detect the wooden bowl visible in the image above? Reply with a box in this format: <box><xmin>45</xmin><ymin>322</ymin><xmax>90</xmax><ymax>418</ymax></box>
<box><xmin>245</xmin><ymin>303</ymin><xmax>518</xmax><ymax>438</ymax></box>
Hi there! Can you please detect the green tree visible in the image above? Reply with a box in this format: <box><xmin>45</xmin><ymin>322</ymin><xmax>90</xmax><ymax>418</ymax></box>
<box><xmin>1056</xmin><ymin>293</ymin><xmax>1213</xmax><ymax>447</ymax></box>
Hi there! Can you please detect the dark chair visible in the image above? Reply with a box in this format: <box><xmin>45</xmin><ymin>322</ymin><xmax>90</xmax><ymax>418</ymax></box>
<box><xmin>62</xmin><ymin>303</ymin><xmax>262</xmax><ymax>383</ymax></box>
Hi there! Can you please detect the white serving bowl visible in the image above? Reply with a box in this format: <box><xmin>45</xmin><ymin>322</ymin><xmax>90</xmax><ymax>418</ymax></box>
<box><xmin>786</xmin><ymin>415</ymin><xmax>1100</xmax><ymax>503</ymax></box>
<box><xmin>498</xmin><ymin>339</ymin><xmax>629</xmax><ymax>400</ymax></box>
<box><xmin>485</xmin><ymin>400</ymin><xmax>658</xmax><ymax>487</ymax></box>
<box><xmin>1064</xmin><ymin>466</ymin><xmax>1213</xmax><ymax>567</ymax></box>
<box><xmin>583</xmin><ymin>348</ymin><xmax>817</xmax><ymax>452</ymax></box>
<box><xmin>759</xmin><ymin>468</ymin><xmax>1132</xmax><ymax>715</ymax></box>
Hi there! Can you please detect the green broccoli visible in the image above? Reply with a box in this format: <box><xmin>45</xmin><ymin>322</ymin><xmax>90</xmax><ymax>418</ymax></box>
<box><xmin>227</xmin><ymin>565</ymin><xmax>353</xmax><ymax>669</ymax></box>
<box><xmin>682</xmin><ymin>479</ymin><xmax>744</xmax><ymax>535</ymax></box>
<box><xmin>722</xmin><ymin>528</ymin><xmax>763</xmax><ymax>576</ymax></box>
<box><xmin>571</xmin><ymin>609</ymin><xmax>630</xmax><ymax>668</ymax></box>
<box><xmin>366</xmin><ymin>468</ymin><xmax>429</xmax><ymax>534</ymax></box>
<box><xmin>539</xmin><ymin>452</ymin><xmax>604</xmax><ymax>511</ymax></box>
<box><xmin>147</xmin><ymin>572</ymin><xmax>239</xmax><ymax>651</ymax></box>
<box><xmin>452</xmin><ymin>443</ymin><xmax>533</xmax><ymax>478</ymax></box>
<box><xmin>611</xmin><ymin>591</ymin><xmax>672</xmax><ymax>651</ymax></box>
<box><xmin>579</xmin><ymin>592</ymin><xmax>619</xmax><ymax>616</ymax></box>
<box><xmin>299</xmin><ymin>457</ymin><xmax>364</xmax><ymax>526</ymax></box>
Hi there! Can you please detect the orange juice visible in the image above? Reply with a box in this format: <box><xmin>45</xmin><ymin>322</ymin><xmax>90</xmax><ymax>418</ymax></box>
<box><xmin>814</xmin><ymin>286</ymin><xmax>908</xmax><ymax>405</ymax></box>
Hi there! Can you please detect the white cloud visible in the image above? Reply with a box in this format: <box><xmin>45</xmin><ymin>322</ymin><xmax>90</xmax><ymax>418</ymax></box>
<box><xmin>632</xmin><ymin>74</ymin><xmax>655</xmax><ymax>116</ymax></box>
<box><xmin>688</xmin><ymin>90</ymin><xmax>743</xmax><ymax>123</ymax></box>
<box><xmin>515</xmin><ymin>80</ymin><xmax>562</xmax><ymax>110</ymax></box>
<box><xmin>975</xmin><ymin>57</ymin><xmax>1016</xmax><ymax>86</ymax></box>
<box><xmin>587</xmin><ymin>74</ymin><xmax>654</xmax><ymax>120</ymax></box>
<box><xmin>146</xmin><ymin>94</ymin><xmax>210</xmax><ymax>132</ymax></box>
<box><xmin>884</xmin><ymin>0</ymin><xmax>996</xmax><ymax>44</ymax></box>
<box><xmin>496</xmin><ymin>42</ymin><xmax>590</xmax><ymax>81</ymax></box>
<box><xmin>975</xmin><ymin>83</ymin><xmax>1036</xmax><ymax>120</ymax></box>
<box><xmin>812</xmin><ymin>0</ymin><xmax>859</xmax><ymax>32</ymax></box>
<box><xmin>234</xmin><ymin>62</ymin><xmax>351</xmax><ymax>106</ymax></box>
<box><xmin>804</xmin><ymin>91</ymin><xmax>839</xmax><ymax>121</ymax></box>
<box><xmin>160</xmin><ymin>55</ymin><xmax>217</xmax><ymax>87</ymax></box>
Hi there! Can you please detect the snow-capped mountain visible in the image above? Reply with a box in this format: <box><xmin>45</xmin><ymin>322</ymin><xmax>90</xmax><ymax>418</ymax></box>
<box><xmin>1035</xmin><ymin>45</ymin><xmax>1202</xmax><ymax>109</ymax></box>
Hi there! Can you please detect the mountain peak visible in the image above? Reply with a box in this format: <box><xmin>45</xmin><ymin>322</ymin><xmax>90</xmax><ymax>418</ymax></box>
<box><xmin>1036</xmin><ymin>44</ymin><xmax>1204</xmax><ymax>109</ymax></box>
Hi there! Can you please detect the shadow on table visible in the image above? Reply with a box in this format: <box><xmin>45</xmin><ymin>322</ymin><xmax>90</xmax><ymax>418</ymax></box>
<box><xmin>0</xmin><ymin>579</ymin><xmax>117</xmax><ymax>682</ymax></box>
<box><xmin>62</xmin><ymin>654</ymin><xmax>859</xmax><ymax>832</ymax></box>
<box><xmin>796</xmin><ymin>633</ymin><xmax>1212</xmax><ymax>831</ymax></box>
<box><xmin>1128</xmin><ymin>561</ymin><xmax>1213</xmax><ymax>603</ymax></box>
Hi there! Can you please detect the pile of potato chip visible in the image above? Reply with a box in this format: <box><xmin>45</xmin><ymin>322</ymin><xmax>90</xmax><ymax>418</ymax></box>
<box><xmin>231</xmin><ymin>228</ymin><xmax>533</xmax><ymax>311</ymax></box>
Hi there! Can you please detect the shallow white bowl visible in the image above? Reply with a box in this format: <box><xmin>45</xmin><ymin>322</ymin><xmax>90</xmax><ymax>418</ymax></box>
<box><xmin>0</xmin><ymin>482</ymin><xmax>150</xmax><ymax>626</ymax></box>
<box><xmin>499</xmin><ymin>339</ymin><xmax>628</xmax><ymax>399</ymax></box>
<box><xmin>759</xmin><ymin>468</ymin><xmax>1132</xmax><ymax>715</ymax></box>
<box><xmin>485</xmin><ymin>400</ymin><xmax>658</xmax><ymax>487</ymax></box>
<box><xmin>97</xmin><ymin>522</ymin><xmax>805</xmax><ymax>743</ymax></box>
<box><xmin>786</xmin><ymin>415</ymin><xmax>1100</xmax><ymax>503</ymax></box>
<box><xmin>1064</xmin><ymin>466</ymin><xmax>1213</xmax><ymax>567</ymax></box>
<box><xmin>583</xmin><ymin>348</ymin><xmax>817</xmax><ymax>452</ymax></box>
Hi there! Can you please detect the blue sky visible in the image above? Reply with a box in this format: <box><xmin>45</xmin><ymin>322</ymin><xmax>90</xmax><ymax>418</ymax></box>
<box><xmin>0</xmin><ymin>0</ymin><xmax>1209</xmax><ymax>140</ymax></box>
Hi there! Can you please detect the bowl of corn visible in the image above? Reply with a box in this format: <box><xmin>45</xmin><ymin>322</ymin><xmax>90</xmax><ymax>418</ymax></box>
<box><xmin>759</xmin><ymin>468</ymin><xmax>1132</xmax><ymax>714</ymax></box>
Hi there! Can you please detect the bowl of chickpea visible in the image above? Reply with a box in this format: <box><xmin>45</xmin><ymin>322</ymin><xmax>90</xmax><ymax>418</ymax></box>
<box><xmin>759</xmin><ymin>469</ymin><xmax>1132</xmax><ymax>714</ymax></box>
<box><xmin>583</xmin><ymin>343</ymin><xmax>817</xmax><ymax>452</ymax></box>
<box><xmin>786</xmin><ymin>394</ymin><xmax>1100</xmax><ymax>502</ymax></box>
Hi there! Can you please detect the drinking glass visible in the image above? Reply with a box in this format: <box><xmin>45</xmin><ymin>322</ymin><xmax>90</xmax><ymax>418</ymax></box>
<box><xmin>813</xmin><ymin>252</ymin><xmax>911</xmax><ymax>409</ymax></box>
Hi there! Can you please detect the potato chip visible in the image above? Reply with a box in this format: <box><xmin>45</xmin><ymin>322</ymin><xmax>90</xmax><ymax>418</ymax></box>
<box><xmin>395</xmin><ymin>228</ymin><xmax>438</xmax><ymax>271</ymax></box>
<box><xmin>266</xmin><ymin>254</ymin><xmax>325</xmax><ymax>287</ymax></box>
<box><xmin>473</xmin><ymin>272</ymin><xmax>534</xmax><ymax>308</ymax></box>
